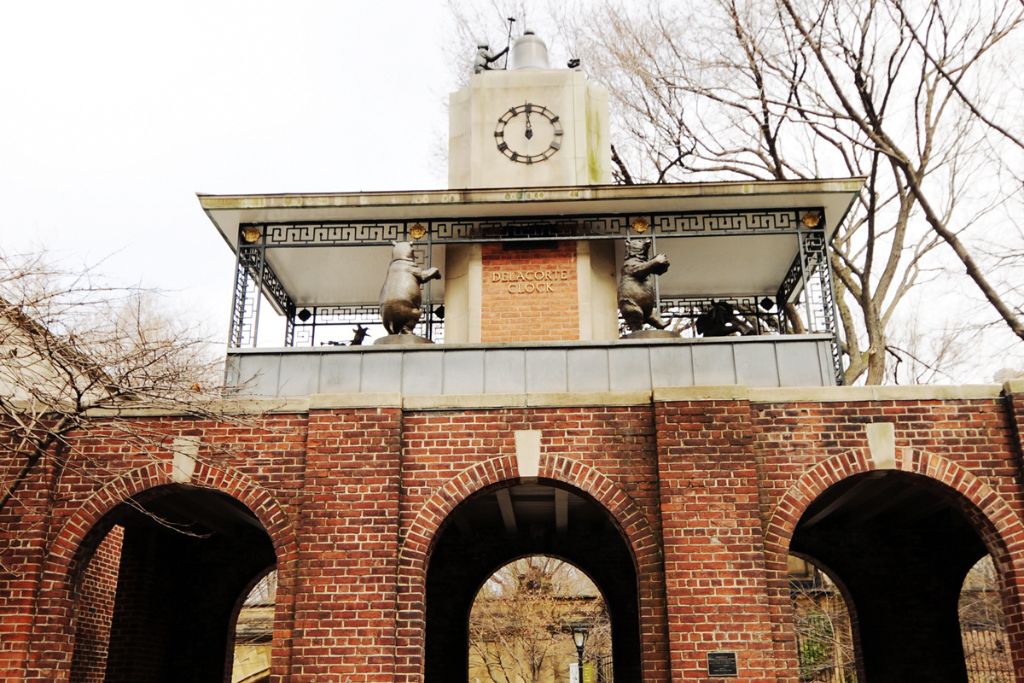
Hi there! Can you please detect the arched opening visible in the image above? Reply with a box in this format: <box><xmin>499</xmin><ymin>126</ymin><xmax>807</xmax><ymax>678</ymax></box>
<box><xmin>424</xmin><ymin>480</ymin><xmax>640</xmax><ymax>683</ymax></box>
<box><xmin>68</xmin><ymin>484</ymin><xmax>276</xmax><ymax>683</ymax></box>
<box><xmin>229</xmin><ymin>569</ymin><xmax>276</xmax><ymax>683</ymax></box>
<box><xmin>468</xmin><ymin>555</ymin><xmax>611</xmax><ymax>683</ymax></box>
<box><xmin>788</xmin><ymin>555</ymin><xmax>858</xmax><ymax>682</ymax></box>
<box><xmin>789</xmin><ymin>470</ymin><xmax>1006</xmax><ymax>681</ymax></box>
<box><xmin>958</xmin><ymin>556</ymin><xmax>1015</xmax><ymax>679</ymax></box>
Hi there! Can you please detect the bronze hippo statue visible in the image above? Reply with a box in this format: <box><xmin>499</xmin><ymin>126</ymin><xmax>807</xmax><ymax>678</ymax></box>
<box><xmin>379</xmin><ymin>241</ymin><xmax>441</xmax><ymax>335</ymax></box>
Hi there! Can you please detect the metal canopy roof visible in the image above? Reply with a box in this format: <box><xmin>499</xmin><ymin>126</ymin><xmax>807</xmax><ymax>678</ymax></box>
<box><xmin>199</xmin><ymin>178</ymin><xmax>863</xmax><ymax>307</ymax></box>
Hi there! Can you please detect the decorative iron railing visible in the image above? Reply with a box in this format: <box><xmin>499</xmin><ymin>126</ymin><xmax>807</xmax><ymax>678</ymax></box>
<box><xmin>226</xmin><ymin>206</ymin><xmax>843</xmax><ymax>383</ymax></box>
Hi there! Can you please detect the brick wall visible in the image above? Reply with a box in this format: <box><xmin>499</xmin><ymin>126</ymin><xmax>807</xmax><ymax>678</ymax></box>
<box><xmin>69</xmin><ymin>524</ymin><xmax>124</xmax><ymax>683</ymax></box>
<box><xmin>751</xmin><ymin>395</ymin><xmax>1024</xmax><ymax>680</ymax></box>
<box><xmin>396</xmin><ymin>405</ymin><xmax>670</xmax><ymax>682</ymax></box>
<box><xmin>655</xmin><ymin>399</ymin><xmax>780</xmax><ymax>680</ymax></box>
<box><xmin>480</xmin><ymin>242</ymin><xmax>579</xmax><ymax>342</ymax></box>
<box><xmin>13</xmin><ymin>414</ymin><xmax>307</xmax><ymax>683</ymax></box>
<box><xmin>1005</xmin><ymin>384</ymin><xmax>1024</xmax><ymax>479</ymax></box>
<box><xmin>1</xmin><ymin>387</ymin><xmax>1023</xmax><ymax>681</ymax></box>
<box><xmin>289</xmin><ymin>408</ymin><xmax>402</xmax><ymax>682</ymax></box>
<box><xmin>0</xmin><ymin>419</ymin><xmax>59</xmax><ymax>682</ymax></box>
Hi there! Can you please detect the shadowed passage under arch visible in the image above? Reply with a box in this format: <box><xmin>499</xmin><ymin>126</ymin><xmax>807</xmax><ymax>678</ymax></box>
<box><xmin>69</xmin><ymin>485</ymin><xmax>276</xmax><ymax>683</ymax></box>
<box><xmin>424</xmin><ymin>480</ymin><xmax>641</xmax><ymax>683</ymax></box>
<box><xmin>789</xmin><ymin>470</ymin><xmax>1013</xmax><ymax>682</ymax></box>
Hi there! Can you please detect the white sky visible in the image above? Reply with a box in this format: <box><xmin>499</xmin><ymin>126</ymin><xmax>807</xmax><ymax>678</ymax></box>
<box><xmin>0</xmin><ymin>0</ymin><xmax>454</xmax><ymax>342</ymax></box>
<box><xmin>1</xmin><ymin>1</ymin><xmax>1020</xmax><ymax>381</ymax></box>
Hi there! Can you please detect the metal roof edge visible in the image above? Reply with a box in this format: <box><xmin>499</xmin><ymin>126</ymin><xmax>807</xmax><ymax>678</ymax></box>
<box><xmin>197</xmin><ymin>177</ymin><xmax>866</xmax><ymax>211</ymax></box>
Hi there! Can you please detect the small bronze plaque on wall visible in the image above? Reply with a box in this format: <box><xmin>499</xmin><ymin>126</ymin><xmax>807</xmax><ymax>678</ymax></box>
<box><xmin>707</xmin><ymin>651</ymin><xmax>738</xmax><ymax>677</ymax></box>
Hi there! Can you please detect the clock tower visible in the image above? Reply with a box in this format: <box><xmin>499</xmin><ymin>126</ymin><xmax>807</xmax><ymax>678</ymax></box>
<box><xmin>448</xmin><ymin>31</ymin><xmax>611</xmax><ymax>188</ymax></box>
<box><xmin>443</xmin><ymin>31</ymin><xmax>619</xmax><ymax>343</ymax></box>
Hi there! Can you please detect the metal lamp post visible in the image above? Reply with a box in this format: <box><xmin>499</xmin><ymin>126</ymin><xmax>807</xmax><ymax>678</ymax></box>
<box><xmin>571</xmin><ymin>624</ymin><xmax>589</xmax><ymax>682</ymax></box>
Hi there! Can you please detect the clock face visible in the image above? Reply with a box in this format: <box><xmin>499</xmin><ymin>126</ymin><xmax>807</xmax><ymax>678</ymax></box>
<box><xmin>494</xmin><ymin>103</ymin><xmax>564</xmax><ymax>164</ymax></box>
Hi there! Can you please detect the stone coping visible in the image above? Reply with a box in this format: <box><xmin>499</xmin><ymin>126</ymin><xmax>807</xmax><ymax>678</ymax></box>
<box><xmin>55</xmin><ymin>382</ymin><xmax>1017</xmax><ymax>417</ymax></box>
<box><xmin>225</xmin><ymin>333</ymin><xmax>836</xmax><ymax>354</ymax></box>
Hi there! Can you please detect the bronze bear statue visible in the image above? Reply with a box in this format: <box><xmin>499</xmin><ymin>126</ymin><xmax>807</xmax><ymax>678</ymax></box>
<box><xmin>618</xmin><ymin>237</ymin><xmax>670</xmax><ymax>332</ymax></box>
<box><xmin>379</xmin><ymin>241</ymin><xmax>441</xmax><ymax>335</ymax></box>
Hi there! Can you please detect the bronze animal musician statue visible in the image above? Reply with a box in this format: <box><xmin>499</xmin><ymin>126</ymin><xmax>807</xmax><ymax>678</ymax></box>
<box><xmin>378</xmin><ymin>241</ymin><xmax>441</xmax><ymax>341</ymax></box>
<box><xmin>618</xmin><ymin>237</ymin><xmax>670</xmax><ymax>333</ymax></box>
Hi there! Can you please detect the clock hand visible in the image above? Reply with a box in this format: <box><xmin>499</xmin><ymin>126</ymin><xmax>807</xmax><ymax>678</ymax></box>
<box><xmin>525</xmin><ymin>110</ymin><xmax>533</xmax><ymax>140</ymax></box>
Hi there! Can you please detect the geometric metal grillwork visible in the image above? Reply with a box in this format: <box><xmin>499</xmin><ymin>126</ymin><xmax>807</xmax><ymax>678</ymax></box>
<box><xmin>254</xmin><ymin>207</ymin><xmax>819</xmax><ymax>248</ymax></box>
<box><xmin>772</xmin><ymin>239</ymin><xmax>845</xmax><ymax>383</ymax></box>
<box><xmin>230</xmin><ymin>244</ymin><xmax>296</xmax><ymax>349</ymax></box>
<box><xmin>799</xmin><ymin>231</ymin><xmax>843</xmax><ymax>384</ymax></box>
<box><xmin>290</xmin><ymin>304</ymin><xmax>444</xmax><ymax>346</ymax></box>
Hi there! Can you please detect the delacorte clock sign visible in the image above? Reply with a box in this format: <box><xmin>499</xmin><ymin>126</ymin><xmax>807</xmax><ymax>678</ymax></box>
<box><xmin>494</xmin><ymin>102</ymin><xmax>564</xmax><ymax>164</ymax></box>
<box><xmin>491</xmin><ymin>267</ymin><xmax>572</xmax><ymax>294</ymax></box>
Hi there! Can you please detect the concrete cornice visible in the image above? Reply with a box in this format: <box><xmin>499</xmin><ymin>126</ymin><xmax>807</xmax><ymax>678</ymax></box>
<box><xmin>197</xmin><ymin>178</ymin><xmax>866</xmax><ymax>213</ymax></box>
<box><xmin>199</xmin><ymin>177</ymin><xmax>865</xmax><ymax>252</ymax></box>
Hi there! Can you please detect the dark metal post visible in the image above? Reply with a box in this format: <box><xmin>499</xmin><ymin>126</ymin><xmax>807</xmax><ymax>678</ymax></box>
<box><xmin>572</xmin><ymin>624</ymin><xmax>588</xmax><ymax>682</ymax></box>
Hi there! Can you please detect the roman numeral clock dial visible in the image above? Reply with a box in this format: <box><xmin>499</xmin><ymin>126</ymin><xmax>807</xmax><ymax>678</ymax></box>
<box><xmin>494</xmin><ymin>103</ymin><xmax>564</xmax><ymax>164</ymax></box>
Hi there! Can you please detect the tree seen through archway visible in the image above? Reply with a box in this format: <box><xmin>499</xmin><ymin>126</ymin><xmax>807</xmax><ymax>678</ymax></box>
<box><xmin>958</xmin><ymin>556</ymin><xmax>1015</xmax><ymax>680</ymax></box>
<box><xmin>788</xmin><ymin>555</ymin><xmax>857</xmax><ymax>682</ymax></box>
<box><xmin>469</xmin><ymin>555</ymin><xmax>611</xmax><ymax>683</ymax></box>
<box><xmin>230</xmin><ymin>570</ymin><xmax>276</xmax><ymax>683</ymax></box>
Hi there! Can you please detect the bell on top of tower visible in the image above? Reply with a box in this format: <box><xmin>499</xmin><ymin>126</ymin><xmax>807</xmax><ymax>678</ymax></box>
<box><xmin>509</xmin><ymin>29</ymin><xmax>549</xmax><ymax>70</ymax></box>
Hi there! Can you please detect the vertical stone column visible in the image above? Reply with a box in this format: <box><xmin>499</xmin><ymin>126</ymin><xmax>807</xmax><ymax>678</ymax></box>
<box><xmin>290</xmin><ymin>399</ymin><xmax>403</xmax><ymax>682</ymax></box>
<box><xmin>653</xmin><ymin>387</ymin><xmax>780</xmax><ymax>680</ymax></box>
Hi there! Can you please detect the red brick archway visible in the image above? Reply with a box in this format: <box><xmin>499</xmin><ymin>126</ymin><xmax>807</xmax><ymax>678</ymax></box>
<box><xmin>763</xmin><ymin>448</ymin><xmax>1024</xmax><ymax>680</ymax></box>
<box><xmin>24</xmin><ymin>459</ymin><xmax>297</xmax><ymax>683</ymax></box>
<box><xmin>395</xmin><ymin>452</ymin><xmax>666</xmax><ymax>683</ymax></box>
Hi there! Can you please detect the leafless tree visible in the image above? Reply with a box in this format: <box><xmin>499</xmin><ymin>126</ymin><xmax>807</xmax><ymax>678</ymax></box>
<box><xmin>959</xmin><ymin>555</ymin><xmax>1016</xmax><ymax>679</ymax></box>
<box><xmin>448</xmin><ymin>0</ymin><xmax>1024</xmax><ymax>383</ymax></box>
<box><xmin>468</xmin><ymin>556</ymin><xmax>611</xmax><ymax>683</ymax></box>
<box><xmin>789</xmin><ymin>554</ymin><xmax>1017</xmax><ymax>681</ymax></box>
<box><xmin>0</xmin><ymin>249</ymin><xmax>245</xmax><ymax>572</ymax></box>
<box><xmin>789</xmin><ymin>559</ymin><xmax>858</xmax><ymax>682</ymax></box>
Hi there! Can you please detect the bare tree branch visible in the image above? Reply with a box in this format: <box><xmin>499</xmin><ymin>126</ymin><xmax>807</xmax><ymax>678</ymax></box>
<box><xmin>0</xmin><ymin>249</ymin><xmax>264</xmax><ymax>572</ymax></box>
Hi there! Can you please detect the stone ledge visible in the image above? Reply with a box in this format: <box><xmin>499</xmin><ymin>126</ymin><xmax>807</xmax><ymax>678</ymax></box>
<box><xmin>653</xmin><ymin>386</ymin><xmax>750</xmax><ymax>402</ymax></box>
<box><xmin>1004</xmin><ymin>379</ymin><xmax>1024</xmax><ymax>395</ymax></box>
<box><xmin>748</xmin><ymin>384</ymin><xmax>1002</xmax><ymax>404</ymax></box>
<box><xmin>83</xmin><ymin>397</ymin><xmax>312</xmax><ymax>417</ymax></box>
<box><xmin>55</xmin><ymin>382</ymin><xmax>1011</xmax><ymax>418</ymax></box>
<box><xmin>309</xmin><ymin>393</ymin><xmax>402</xmax><ymax>409</ymax></box>
<box><xmin>402</xmin><ymin>393</ymin><xmax>528</xmax><ymax>410</ymax></box>
<box><xmin>524</xmin><ymin>391</ymin><xmax>652</xmax><ymax>407</ymax></box>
